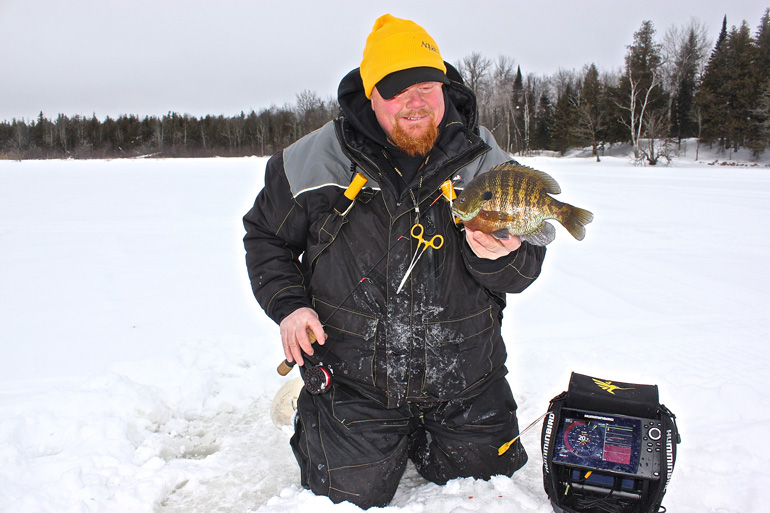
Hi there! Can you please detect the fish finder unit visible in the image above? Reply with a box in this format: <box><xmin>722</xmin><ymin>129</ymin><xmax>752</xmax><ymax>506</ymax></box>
<box><xmin>552</xmin><ymin>408</ymin><xmax>663</xmax><ymax>481</ymax></box>
<box><xmin>541</xmin><ymin>373</ymin><xmax>679</xmax><ymax>513</ymax></box>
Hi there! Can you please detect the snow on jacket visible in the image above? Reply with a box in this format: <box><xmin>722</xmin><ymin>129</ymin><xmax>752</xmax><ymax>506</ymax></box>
<box><xmin>243</xmin><ymin>66</ymin><xmax>546</xmax><ymax>408</ymax></box>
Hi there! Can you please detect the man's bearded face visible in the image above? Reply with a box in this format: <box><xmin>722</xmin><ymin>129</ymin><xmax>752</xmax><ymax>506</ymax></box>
<box><xmin>371</xmin><ymin>81</ymin><xmax>445</xmax><ymax>157</ymax></box>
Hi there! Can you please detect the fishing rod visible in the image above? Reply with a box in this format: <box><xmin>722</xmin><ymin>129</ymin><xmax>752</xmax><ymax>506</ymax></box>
<box><xmin>498</xmin><ymin>410</ymin><xmax>552</xmax><ymax>455</ymax></box>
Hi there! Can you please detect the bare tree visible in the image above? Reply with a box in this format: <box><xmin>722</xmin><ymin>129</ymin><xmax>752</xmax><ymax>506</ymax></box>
<box><xmin>618</xmin><ymin>21</ymin><xmax>670</xmax><ymax>164</ymax></box>
<box><xmin>456</xmin><ymin>52</ymin><xmax>493</xmax><ymax>107</ymax></box>
<box><xmin>551</xmin><ymin>68</ymin><xmax>580</xmax><ymax>99</ymax></box>
<box><xmin>662</xmin><ymin>18</ymin><xmax>711</xmax><ymax>144</ymax></box>
<box><xmin>662</xmin><ymin>18</ymin><xmax>710</xmax><ymax>90</ymax></box>
<box><xmin>488</xmin><ymin>55</ymin><xmax>516</xmax><ymax>145</ymax></box>
<box><xmin>619</xmin><ymin>68</ymin><xmax>663</xmax><ymax>162</ymax></box>
<box><xmin>641</xmin><ymin>108</ymin><xmax>673</xmax><ymax>164</ymax></box>
<box><xmin>295</xmin><ymin>90</ymin><xmax>327</xmax><ymax>136</ymax></box>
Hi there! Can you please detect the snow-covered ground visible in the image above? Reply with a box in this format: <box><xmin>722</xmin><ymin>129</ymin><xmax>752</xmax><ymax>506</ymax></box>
<box><xmin>0</xmin><ymin>150</ymin><xmax>768</xmax><ymax>513</ymax></box>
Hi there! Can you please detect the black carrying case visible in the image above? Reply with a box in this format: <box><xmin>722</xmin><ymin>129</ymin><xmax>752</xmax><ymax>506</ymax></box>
<box><xmin>541</xmin><ymin>373</ymin><xmax>680</xmax><ymax>513</ymax></box>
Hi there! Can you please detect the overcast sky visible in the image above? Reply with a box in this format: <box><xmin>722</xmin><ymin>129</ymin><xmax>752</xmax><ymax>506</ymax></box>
<box><xmin>1</xmin><ymin>0</ymin><xmax>768</xmax><ymax>122</ymax></box>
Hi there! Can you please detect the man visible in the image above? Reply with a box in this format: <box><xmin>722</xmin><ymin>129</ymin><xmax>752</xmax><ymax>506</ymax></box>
<box><xmin>243</xmin><ymin>14</ymin><xmax>545</xmax><ymax>509</ymax></box>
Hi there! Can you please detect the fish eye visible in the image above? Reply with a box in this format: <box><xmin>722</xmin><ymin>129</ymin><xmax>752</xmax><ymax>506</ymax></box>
<box><xmin>482</xmin><ymin>191</ymin><xmax>493</xmax><ymax>201</ymax></box>
<box><xmin>459</xmin><ymin>197</ymin><xmax>466</xmax><ymax>203</ymax></box>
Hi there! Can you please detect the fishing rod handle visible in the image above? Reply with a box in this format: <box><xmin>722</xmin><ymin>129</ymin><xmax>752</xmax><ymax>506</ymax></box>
<box><xmin>276</xmin><ymin>330</ymin><xmax>318</xmax><ymax>376</ymax></box>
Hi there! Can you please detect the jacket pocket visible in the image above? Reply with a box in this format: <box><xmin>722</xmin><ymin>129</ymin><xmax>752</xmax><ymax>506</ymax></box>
<box><xmin>306</xmin><ymin>213</ymin><xmax>347</xmax><ymax>270</ymax></box>
<box><xmin>312</xmin><ymin>297</ymin><xmax>379</xmax><ymax>385</ymax></box>
<box><xmin>422</xmin><ymin>306</ymin><xmax>496</xmax><ymax>399</ymax></box>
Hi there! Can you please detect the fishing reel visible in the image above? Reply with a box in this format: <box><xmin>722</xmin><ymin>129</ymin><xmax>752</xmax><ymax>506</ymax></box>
<box><xmin>303</xmin><ymin>362</ymin><xmax>333</xmax><ymax>395</ymax></box>
<box><xmin>276</xmin><ymin>330</ymin><xmax>332</xmax><ymax>394</ymax></box>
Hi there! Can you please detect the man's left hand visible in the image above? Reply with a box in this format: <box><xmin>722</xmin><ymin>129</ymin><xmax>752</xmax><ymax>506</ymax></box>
<box><xmin>465</xmin><ymin>228</ymin><xmax>521</xmax><ymax>260</ymax></box>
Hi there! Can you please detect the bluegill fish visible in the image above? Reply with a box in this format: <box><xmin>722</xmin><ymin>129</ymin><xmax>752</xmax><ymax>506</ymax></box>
<box><xmin>451</xmin><ymin>162</ymin><xmax>593</xmax><ymax>245</ymax></box>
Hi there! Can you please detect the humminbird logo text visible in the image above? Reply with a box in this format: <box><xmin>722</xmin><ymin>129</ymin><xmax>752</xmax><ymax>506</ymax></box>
<box><xmin>421</xmin><ymin>41</ymin><xmax>439</xmax><ymax>53</ymax></box>
<box><xmin>542</xmin><ymin>412</ymin><xmax>555</xmax><ymax>474</ymax></box>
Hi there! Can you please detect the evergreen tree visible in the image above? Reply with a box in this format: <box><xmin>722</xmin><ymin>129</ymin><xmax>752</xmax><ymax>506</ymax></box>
<box><xmin>30</xmin><ymin>112</ymin><xmax>55</xmax><ymax>152</ymax></box>
<box><xmin>0</xmin><ymin>122</ymin><xmax>13</xmax><ymax>153</ymax></box>
<box><xmin>756</xmin><ymin>80</ymin><xmax>770</xmax><ymax>150</ymax></box>
<box><xmin>532</xmin><ymin>92</ymin><xmax>555</xmax><ymax>150</ymax></box>
<box><xmin>601</xmin><ymin>71</ymin><xmax>628</xmax><ymax>144</ymax></box>
<box><xmin>509</xmin><ymin>66</ymin><xmax>525</xmax><ymax>154</ymax></box>
<box><xmin>722</xmin><ymin>22</ymin><xmax>760</xmax><ymax>150</ymax></box>
<box><xmin>670</xmin><ymin>54</ymin><xmax>697</xmax><ymax>141</ymax></box>
<box><xmin>571</xmin><ymin>64</ymin><xmax>607</xmax><ymax>160</ymax></box>
<box><xmin>552</xmin><ymin>82</ymin><xmax>578</xmax><ymax>153</ymax></box>
<box><xmin>696</xmin><ymin>17</ymin><xmax>729</xmax><ymax>146</ymax></box>
<box><xmin>85</xmin><ymin>114</ymin><xmax>101</xmax><ymax>152</ymax></box>
<box><xmin>753</xmin><ymin>9</ymin><xmax>770</xmax><ymax>151</ymax></box>
<box><xmin>754</xmin><ymin>9</ymin><xmax>770</xmax><ymax>75</ymax></box>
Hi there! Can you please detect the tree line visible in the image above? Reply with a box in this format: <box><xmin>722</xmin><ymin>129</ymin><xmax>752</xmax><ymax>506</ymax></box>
<box><xmin>462</xmin><ymin>11</ymin><xmax>770</xmax><ymax>163</ymax></box>
<box><xmin>1</xmin><ymin>12</ymin><xmax>769</xmax><ymax>163</ymax></box>
<box><xmin>0</xmin><ymin>90</ymin><xmax>338</xmax><ymax>160</ymax></box>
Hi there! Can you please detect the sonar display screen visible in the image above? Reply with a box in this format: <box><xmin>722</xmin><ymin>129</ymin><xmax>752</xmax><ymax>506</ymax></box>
<box><xmin>552</xmin><ymin>409</ymin><xmax>643</xmax><ymax>476</ymax></box>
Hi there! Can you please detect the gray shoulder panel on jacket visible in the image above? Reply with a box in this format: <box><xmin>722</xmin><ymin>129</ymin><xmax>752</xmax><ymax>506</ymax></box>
<box><xmin>453</xmin><ymin>126</ymin><xmax>513</xmax><ymax>187</ymax></box>
<box><xmin>282</xmin><ymin>122</ymin><xmax>352</xmax><ymax>198</ymax></box>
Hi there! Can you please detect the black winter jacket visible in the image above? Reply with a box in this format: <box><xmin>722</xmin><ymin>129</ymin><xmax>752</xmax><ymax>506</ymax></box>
<box><xmin>244</xmin><ymin>67</ymin><xmax>545</xmax><ymax>408</ymax></box>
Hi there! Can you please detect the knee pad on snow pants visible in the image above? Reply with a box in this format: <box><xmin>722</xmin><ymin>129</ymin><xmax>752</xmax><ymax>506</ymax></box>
<box><xmin>407</xmin><ymin>376</ymin><xmax>528</xmax><ymax>485</ymax></box>
<box><xmin>407</xmin><ymin>425</ymin><xmax>527</xmax><ymax>485</ymax></box>
<box><xmin>290</xmin><ymin>385</ymin><xmax>410</xmax><ymax>509</ymax></box>
<box><xmin>290</xmin><ymin>377</ymin><xmax>526</xmax><ymax>509</ymax></box>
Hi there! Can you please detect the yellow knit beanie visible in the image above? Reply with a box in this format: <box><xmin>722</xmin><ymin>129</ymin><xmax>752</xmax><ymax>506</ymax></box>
<box><xmin>360</xmin><ymin>14</ymin><xmax>447</xmax><ymax>99</ymax></box>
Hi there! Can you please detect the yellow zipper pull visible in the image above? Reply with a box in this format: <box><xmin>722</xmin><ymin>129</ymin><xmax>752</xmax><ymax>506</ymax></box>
<box><xmin>334</xmin><ymin>172</ymin><xmax>369</xmax><ymax>216</ymax></box>
<box><xmin>344</xmin><ymin>172</ymin><xmax>368</xmax><ymax>200</ymax></box>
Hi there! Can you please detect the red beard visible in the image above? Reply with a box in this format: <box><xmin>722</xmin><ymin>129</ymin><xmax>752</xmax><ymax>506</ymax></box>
<box><xmin>390</xmin><ymin>111</ymin><xmax>439</xmax><ymax>157</ymax></box>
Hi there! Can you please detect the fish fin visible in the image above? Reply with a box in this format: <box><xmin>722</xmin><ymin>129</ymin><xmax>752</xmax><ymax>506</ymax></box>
<box><xmin>520</xmin><ymin>221</ymin><xmax>556</xmax><ymax>246</ymax></box>
<box><xmin>561</xmin><ymin>205</ymin><xmax>594</xmax><ymax>241</ymax></box>
<box><xmin>479</xmin><ymin>209</ymin><xmax>515</xmax><ymax>222</ymax></box>
<box><xmin>491</xmin><ymin>161</ymin><xmax>562</xmax><ymax>195</ymax></box>
<box><xmin>464</xmin><ymin>211</ymin><xmax>510</xmax><ymax>234</ymax></box>
<box><xmin>524</xmin><ymin>167</ymin><xmax>562</xmax><ymax>195</ymax></box>
<box><xmin>492</xmin><ymin>228</ymin><xmax>511</xmax><ymax>240</ymax></box>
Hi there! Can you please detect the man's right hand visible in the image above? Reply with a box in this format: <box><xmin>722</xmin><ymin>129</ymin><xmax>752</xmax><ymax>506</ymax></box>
<box><xmin>279</xmin><ymin>307</ymin><xmax>326</xmax><ymax>367</ymax></box>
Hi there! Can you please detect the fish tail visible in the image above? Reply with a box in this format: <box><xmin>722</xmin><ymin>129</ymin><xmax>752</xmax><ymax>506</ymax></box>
<box><xmin>561</xmin><ymin>205</ymin><xmax>594</xmax><ymax>241</ymax></box>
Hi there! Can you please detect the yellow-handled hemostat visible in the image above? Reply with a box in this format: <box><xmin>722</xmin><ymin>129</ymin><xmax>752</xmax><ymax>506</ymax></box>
<box><xmin>441</xmin><ymin>180</ymin><xmax>459</xmax><ymax>224</ymax></box>
<box><xmin>440</xmin><ymin>180</ymin><xmax>456</xmax><ymax>202</ymax></box>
